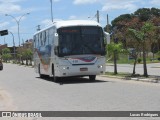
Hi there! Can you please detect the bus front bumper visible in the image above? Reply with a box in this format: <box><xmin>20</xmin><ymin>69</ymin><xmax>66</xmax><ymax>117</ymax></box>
<box><xmin>55</xmin><ymin>64</ymin><xmax>105</xmax><ymax>77</ymax></box>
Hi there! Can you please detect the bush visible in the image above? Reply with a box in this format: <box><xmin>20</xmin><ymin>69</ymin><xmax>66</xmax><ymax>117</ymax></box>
<box><xmin>137</xmin><ymin>58</ymin><xmax>142</xmax><ymax>63</ymax></box>
<box><xmin>158</xmin><ymin>57</ymin><xmax>160</xmax><ymax>61</ymax></box>
<box><xmin>156</xmin><ymin>51</ymin><xmax>160</xmax><ymax>56</ymax></box>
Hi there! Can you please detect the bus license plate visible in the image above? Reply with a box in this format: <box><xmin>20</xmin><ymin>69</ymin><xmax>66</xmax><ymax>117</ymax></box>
<box><xmin>80</xmin><ymin>68</ymin><xmax>88</xmax><ymax>71</ymax></box>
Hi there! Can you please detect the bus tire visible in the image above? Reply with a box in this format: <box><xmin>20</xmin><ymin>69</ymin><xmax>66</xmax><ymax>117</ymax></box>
<box><xmin>89</xmin><ymin>75</ymin><xmax>96</xmax><ymax>81</ymax></box>
<box><xmin>52</xmin><ymin>64</ymin><xmax>58</xmax><ymax>82</ymax></box>
<box><xmin>39</xmin><ymin>64</ymin><xmax>45</xmax><ymax>78</ymax></box>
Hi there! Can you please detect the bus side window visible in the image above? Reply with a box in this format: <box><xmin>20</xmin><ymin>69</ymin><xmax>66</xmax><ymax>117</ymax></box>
<box><xmin>49</xmin><ymin>28</ymin><xmax>54</xmax><ymax>45</ymax></box>
<box><xmin>48</xmin><ymin>29</ymin><xmax>50</xmax><ymax>45</ymax></box>
<box><xmin>44</xmin><ymin>31</ymin><xmax>46</xmax><ymax>45</ymax></box>
<box><xmin>36</xmin><ymin>34</ymin><xmax>39</xmax><ymax>48</ymax></box>
<box><xmin>38</xmin><ymin>34</ymin><xmax>39</xmax><ymax>48</ymax></box>
<box><xmin>46</xmin><ymin>30</ymin><xmax>49</xmax><ymax>45</ymax></box>
<box><xmin>34</xmin><ymin>36</ymin><xmax>36</xmax><ymax>48</ymax></box>
<box><xmin>41</xmin><ymin>31</ymin><xmax>46</xmax><ymax>46</ymax></box>
<box><xmin>40</xmin><ymin>32</ymin><xmax>43</xmax><ymax>46</ymax></box>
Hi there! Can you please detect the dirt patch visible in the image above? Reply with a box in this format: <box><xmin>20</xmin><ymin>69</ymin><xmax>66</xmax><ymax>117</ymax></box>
<box><xmin>0</xmin><ymin>94</ymin><xmax>3</xmax><ymax>100</ymax></box>
<box><xmin>0</xmin><ymin>89</ymin><xmax>32</xmax><ymax>120</ymax></box>
<box><xmin>0</xmin><ymin>89</ymin><xmax>16</xmax><ymax>111</ymax></box>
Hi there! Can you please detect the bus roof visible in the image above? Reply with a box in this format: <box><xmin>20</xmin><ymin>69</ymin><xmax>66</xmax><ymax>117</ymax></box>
<box><xmin>54</xmin><ymin>20</ymin><xmax>102</xmax><ymax>28</ymax></box>
<box><xmin>34</xmin><ymin>20</ymin><xmax>102</xmax><ymax>35</ymax></box>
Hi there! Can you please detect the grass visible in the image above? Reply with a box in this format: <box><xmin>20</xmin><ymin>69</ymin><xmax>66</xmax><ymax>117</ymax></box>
<box><xmin>107</xmin><ymin>54</ymin><xmax>160</xmax><ymax>64</ymax></box>
<box><xmin>105</xmin><ymin>72</ymin><xmax>132</xmax><ymax>77</ymax></box>
<box><xmin>107</xmin><ymin>54</ymin><xmax>135</xmax><ymax>64</ymax></box>
<box><xmin>105</xmin><ymin>72</ymin><xmax>151</xmax><ymax>79</ymax></box>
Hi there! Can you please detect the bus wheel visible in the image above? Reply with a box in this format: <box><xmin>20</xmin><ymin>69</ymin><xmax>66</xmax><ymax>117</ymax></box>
<box><xmin>89</xmin><ymin>75</ymin><xmax>96</xmax><ymax>81</ymax></box>
<box><xmin>54</xmin><ymin>77</ymin><xmax>59</xmax><ymax>82</ymax></box>
<box><xmin>52</xmin><ymin>64</ymin><xmax>58</xmax><ymax>82</ymax></box>
<box><xmin>39</xmin><ymin>64</ymin><xmax>45</xmax><ymax>78</ymax></box>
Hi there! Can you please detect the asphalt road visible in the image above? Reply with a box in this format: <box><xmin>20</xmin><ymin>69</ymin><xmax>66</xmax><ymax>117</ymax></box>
<box><xmin>0</xmin><ymin>63</ymin><xmax>160</xmax><ymax>120</ymax></box>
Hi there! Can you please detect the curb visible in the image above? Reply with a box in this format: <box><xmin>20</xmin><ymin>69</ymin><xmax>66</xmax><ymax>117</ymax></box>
<box><xmin>100</xmin><ymin>75</ymin><xmax>123</xmax><ymax>79</ymax></box>
<box><xmin>100</xmin><ymin>75</ymin><xmax>160</xmax><ymax>83</ymax></box>
<box><xmin>151</xmin><ymin>66</ymin><xmax>160</xmax><ymax>68</ymax></box>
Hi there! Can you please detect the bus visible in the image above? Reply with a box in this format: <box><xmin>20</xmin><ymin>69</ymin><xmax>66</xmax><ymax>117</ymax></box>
<box><xmin>33</xmin><ymin>20</ymin><xmax>110</xmax><ymax>82</ymax></box>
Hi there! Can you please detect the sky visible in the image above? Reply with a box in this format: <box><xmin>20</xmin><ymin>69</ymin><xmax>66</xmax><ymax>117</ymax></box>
<box><xmin>0</xmin><ymin>0</ymin><xmax>159</xmax><ymax>46</ymax></box>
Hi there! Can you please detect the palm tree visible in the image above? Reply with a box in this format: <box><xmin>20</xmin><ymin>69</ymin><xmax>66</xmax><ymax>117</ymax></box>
<box><xmin>107</xmin><ymin>42</ymin><xmax>128</xmax><ymax>74</ymax></box>
<box><xmin>128</xmin><ymin>22</ymin><xmax>154</xmax><ymax>77</ymax></box>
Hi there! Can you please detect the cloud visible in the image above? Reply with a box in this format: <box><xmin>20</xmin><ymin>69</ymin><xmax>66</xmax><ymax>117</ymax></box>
<box><xmin>41</xmin><ymin>19</ymin><xmax>53</xmax><ymax>27</ymax></box>
<box><xmin>150</xmin><ymin>0</ymin><xmax>160</xmax><ymax>5</ymax></box>
<box><xmin>41</xmin><ymin>19</ymin><xmax>64</xmax><ymax>28</ymax></box>
<box><xmin>0</xmin><ymin>1</ymin><xmax>22</xmax><ymax>14</ymax></box>
<box><xmin>73</xmin><ymin>0</ymin><xmax>139</xmax><ymax>12</ymax></box>
<box><xmin>0</xmin><ymin>22</ymin><xmax>9</xmax><ymax>28</ymax></box>
<box><xmin>102</xmin><ymin>1</ymin><xmax>138</xmax><ymax>12</ymax></box>
<box><xmin>0</xmin><ymin>4</ymin><xmax>21</xmax><ymax>14</ymax></box>
<box><xmin>69</xmin><ymin>15</ymin><xmax>77</xmax><ymax>20</ymax></box>
<box><xmin>10</xmin><ymin>26</ymin><xmax>18</xmax><ymax>33</ymax></box>
<box><xmin>73</xmin><ymin>0</ymin><xmax>98</xmax><ymax>5</ymax></box>
<box><xmin>0</xmin><ymin>0</ymin><xmax>25</xmax><ymax>3</ymax></box>
<box><xmin>53</xmin><ymin>0</ymin><xmax>60</xmax><ymax>2</ymax></box>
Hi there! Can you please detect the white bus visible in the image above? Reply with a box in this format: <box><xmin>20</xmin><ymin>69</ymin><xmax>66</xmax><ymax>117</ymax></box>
<box><xmin>33</xmin><ymin>20</ymin><xmax>110</xmax><ymax>82</ymax></box>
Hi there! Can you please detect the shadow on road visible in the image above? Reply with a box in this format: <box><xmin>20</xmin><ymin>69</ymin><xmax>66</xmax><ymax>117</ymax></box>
<box><xmin>36</xmin><ymin>76</ymin><xmax>108</xmax><ymax>85</ymax></box>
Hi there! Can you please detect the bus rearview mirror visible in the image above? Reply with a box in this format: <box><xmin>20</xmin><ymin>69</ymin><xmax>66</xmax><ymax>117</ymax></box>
<box><xmin>104</xmin><ymin>32</ymin><xmax>110</xmax><ymax>44</ymax></box>
<box><xmin>54</xmin><ymin>33</ymin><xmax>59</xmax><ymax>46</ymax></box>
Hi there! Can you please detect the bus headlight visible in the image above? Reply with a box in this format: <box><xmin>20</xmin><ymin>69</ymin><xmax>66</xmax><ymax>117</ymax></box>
<box><xmin>63</xmin><ymin>67</ymin><xmax>66</xmax><ymax>70</ymax></box>
<box><xmin>97</xmin><ymin>65</ymin><xmax>103</xmax><ymax>68</ymax></box>
<box><xmin>62</xmin><ymin>67</ymin><xmax>69</xmax><ymax>70</ymax></box>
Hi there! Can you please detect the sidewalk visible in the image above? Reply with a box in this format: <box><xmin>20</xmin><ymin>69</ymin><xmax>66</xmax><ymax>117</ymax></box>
<box><xmin>106</xmin><ymin>63</ymin><xmax>160</xmax><ymax>76</ymax></box>
<box><xmin>105</xmin><ymin>63</ymin><xmax>160</xmax><ymax>83</ymax></box>
<box><xmin>101</xmin><ymin>74</ymin><xmax>160</xmax><ymax>84</ymax></box>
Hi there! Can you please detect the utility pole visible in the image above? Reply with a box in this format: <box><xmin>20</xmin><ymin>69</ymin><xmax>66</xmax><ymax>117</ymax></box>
<box><xmin>9</xmin><ymin>31</ymin><xmax>16</xmax><ymax>60</ymax></box>
<box><xmin>50</xmin><ymin>0</ymin><xmax>53</xmax><ymax>22</ymax></box>
<box><xmin>97</xmin><ymin>10</ymin><xmax>99</xmax><ymax>23</ymax></box>
<box><xmin>22</xmin><ymin>39</ymin><xmax>24</xmax><ymax>47</ymax></box>
<box><xmin>107</xmin><ymin>14</ymin><xmax>109</xmax><ymax>33</ymax></box>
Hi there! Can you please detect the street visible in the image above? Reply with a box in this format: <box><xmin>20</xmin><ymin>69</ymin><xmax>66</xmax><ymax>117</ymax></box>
<box><xmin>0</xmin><ymin>63</ymin><xmax>160</xmax><ymax>120</ymax></box>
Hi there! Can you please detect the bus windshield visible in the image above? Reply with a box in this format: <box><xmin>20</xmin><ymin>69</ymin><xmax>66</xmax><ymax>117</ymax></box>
<box><xmin>57</xmin><ymin>26</ymin><xmax>105</xmax><ymax>57</ymax></box>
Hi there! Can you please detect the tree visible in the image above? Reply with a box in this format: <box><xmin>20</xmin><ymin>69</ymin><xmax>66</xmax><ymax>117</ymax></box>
<box><xmin>107</xmin><ymin>42</ymin><xmax>128</xmax><ymax>74</ymax></box>
<box><xmin>134</xmin><ymin>8</ymin><xmax>160</xmax><ymax>22</ymax></box>
<box><xmin>2</xmin><ymin>48</ymin><xmax>12</xmax><ymax>62</ymax></box>
<box><xmin>17</xmin><ymin>47</ymin><xmax>24</xmax><ymax>64</ymax></box>
<box><xmin>111</xmin><ymin>14</ymin><xmax>132</xmax><ymax>28</ymax></box>
<box><xmin>134</xmin><ymin>8</ymin><xmax>151</xmax><ymax>21</ymax></box>
<box><xmin>110</xmin><ymin>8</ymin><xmax>159</xmax><ymax>76</ymax></box>
<box><xmin>104</xmin><ymin>24</ymin><xmax>112</xmax><ymax>33</ymax></box>
<box><xmin>128</xmin><ymin>22</ymin><xmax>155</xmax><ymax>77</ymax></box>
<box><xmin>17</xmin><ymin>47</ymin><xmax>33</xmax><ymax>65</ymax></box>
<box><xmin>23</xmin><ymin>49</ymin><xmax>33</xmax><ymax>66</ymax></box>
<box><xmin>151</xmin><ymin>17</ymin><xmax>160</xmax><ymax>55</ymax></box>
<box><xmin>127</xmin><ymin>30</ymin><xmax>142</xmax><ymax>75</ymax></box>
